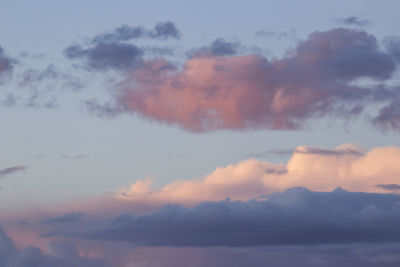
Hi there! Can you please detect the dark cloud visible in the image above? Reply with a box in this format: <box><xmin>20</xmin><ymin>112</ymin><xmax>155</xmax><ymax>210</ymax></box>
<box><xmin>64</xmin><ymin>42</ymin><xmax>144</xmax><ymax>71</ymax></box>
<box><xmin>191</xmin><ymin>38</ymin><xmax>241</xmax><ymax>57</ymax></box>
<box><xmin>116</xmin><ymin>28</ymin><xmax>398</xmax><ymax>132</ymax></box>
<box><xmin>85</xmin><ymin>98</ymin><xmax>123</xmax><ymax>118</ymax></box>
<box><xmin>0</xmin><ymin>46</ymin><xmax>15</xmax><ymax>80</ymax></box>
<box><xmin>64</xmin><ymin>21</ymin><xmax>180</xmax><ymax>72</ymax></box>
<box><xmin>97</xmin><ymin>245</ymin><xmax>400</xmax><ymax>267</ymax></box>
<box><xmin>384</xmin><ymin>36</ymin><xmax>400</xmax><ymax>64</ymax></box>
<box><xmin>91</xmin><ymin>21</ymin><xmax>180</xmax><ymax>43</ymax></box>
<box><xmin>0</xmin><ymin>166</ymin><xmax>26</xmax><ymax>177</ymax></box>
<box><xmin>44</xmin><ymin>212</ymin><xmax>85</xmax><ymax>224</ymax></box>
<box><xmin>372</xmin><ymin>99</ymin><xmax>400</xmax><ymax>130</ymax></box>
<box><xmin>293</xmin><ymin>147</ymin><xmax>364</xmax><ymax>156</ymax></box>
<box><xmin>77</xmin><ymin>188</ymin><xmax>400</xmax><ymax>247</ymax></box>
<box><xmin>376</xmin><ymin>184</ymin><xmax>400</xmax><ymax>191</ymax></box>
<box><xmin>0</xmin><ymin>225</ymin><xmax>110</xmax><ymax>267</ymax></box>
<box><xmin>338</xmin><ymin>16</ymin><xmax>371</xmax><ymax>27</ymax></box>
<box><xmin>246</xmin><ymin>147</ymin><xmax>363</xmax><ymax>158</ymax></box>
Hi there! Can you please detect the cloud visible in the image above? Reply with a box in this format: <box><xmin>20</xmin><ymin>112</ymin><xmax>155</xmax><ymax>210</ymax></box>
<box><xmin>80</xmin><ymin>188</ymin><xmax>400</xmax><ymax>247</ymax></box>
<box><xmin>0</xmin><ymin>166</ymin><xmax>26</xmax><ymax>177</ymax></box>
<box><xmin>190</xmin><ymin>38</ymin><xmax>241</xmax><ymax>57</ymax></box>
<box><xmin>64</xmin><ymin>42</ymin><xmax>144</xmax><ymax>71</ymax></box>
<box><xmin>384</xmin><ymin>36</ymin><xmax>400</xmax><ymax>64</ymax></box>
<box><xmin>247</xmin><ymin>146</ymin><xmax>364</xmax><ymax>158</ymax></box>
<box><xmin>0</xmin><ymin>46</ymin><xmax>15</xmax><ymax>81</ymax></box>
<box><xmin>64</xmin><ymin>21</ymin><xmax>180</xmax><ymax>72</ymax></box>
<box><xmin>0</xmin><ymin>225</ymin><xmax>110</xmax><ymax>267</ymax></box>
<box><xmin>44</xmin><ymin>212</ymin><xmax>85</xmax><ymax>224</ymax></box>
<box><xmin>116</xmin><ymin>28</ymin><xmax>397</xmax><ymax>132</ymax></box>
<box><xmin>338</xmin><ymin>16</ymin><xmax>371</xmax><ymax>27</ymax></box>
<box><xmin>372</xmin><ymin>98</ymin><xmax>400</xmax><ymax>130</ymax></box>
<box><xmin>375</xmin><ymin>184</ymin><xmax>400</xmax><ymax>191</ymax></box>
<box><xmin>91</xmin><ymin>21</ymin><xmax>180</xmax><ymax>43</ymax></box>
<box><xmin>110</xmin><ymin>144</ymin><xmax>400</xmax><ymax>206</ymax></box>
<box><xmin>255</xmin><ymin>29</ymin><xmax>297</xmax><ymax>40</ymax></box>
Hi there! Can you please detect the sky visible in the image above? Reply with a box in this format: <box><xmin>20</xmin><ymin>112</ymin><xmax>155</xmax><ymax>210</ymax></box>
<box><xmin>1</xmin><ymin>0</ymin><xmax>400</xmax><ymax>266</ymax></box>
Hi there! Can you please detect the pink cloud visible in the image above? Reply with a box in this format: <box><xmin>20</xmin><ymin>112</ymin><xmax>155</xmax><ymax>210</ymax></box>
<box><xmin>116</xmin><ymin>28</ymin><xmax>396</xmax><ymax>132</ymax></box>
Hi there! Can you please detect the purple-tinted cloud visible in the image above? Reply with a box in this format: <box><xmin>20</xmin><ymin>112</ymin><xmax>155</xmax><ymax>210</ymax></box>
<box><xmin>373</xmin><ymin>98</ymin><xmax>400</xmax><ymax>130</ymax></box>
<box><xmin>72</xmin><ymin>188</ymin><xmax>400</xmax><ymax>247</ymax></box>
<box><xmin>190</xmin><ymin>38</ymin><xmax>241</xmax><ymax>57</ymax></box>
<box><xmin>44</xmin><ymin>212</ymin><xmax>85</xmax><ymax>224</ymax></box>
<box><xmin>0</xmin><ymin>46</ymin><xmax>15</xmax><ymax>80</ymax></box>
<box><xmin>64</xmin><ymin>21</ymin><xmax>180</xmax><ymax>72</ymax></box>
<box><xmin>116</xmin><ymin>28</ymin><xmax>397</xmax><ymax>131</ymax></box>
<box><xmin>91</xmin><ymin>21</ymin><xmax>181</xmax><ymax>43</ymax></box>
<box><xmin>0</xmin><ymin>226</ymin><xmax>110</xmax><ymax>267</ymax></box>
<box><xmin>0</xmin><ymin>166</ymin><xmax>26</xmax><ymax>177</ymax></box>
<box><xmin>338</xmin><ymin>16</ymin><xmax>371</xmax><ymax>27</ymax></box>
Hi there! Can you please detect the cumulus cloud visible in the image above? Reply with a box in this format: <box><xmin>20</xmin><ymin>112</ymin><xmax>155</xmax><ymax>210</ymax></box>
<box><xmin>0</xmin><ymin>166</ymin><xmax>26</xmax><ymax>178</ymax></box>
<box><xmin>114</xmin><ymin>144</ymin><xmax>400</xmax><ymax>205</ymax></box>
<box><xmin>0</xmin><ymin>225</ymin><xmax>110</xmax><ymax>267</ymax></box>
<box><xmin>116</xmin><ymin>28</ymin><xmax>397</xmax><ymax>132</ymax></box>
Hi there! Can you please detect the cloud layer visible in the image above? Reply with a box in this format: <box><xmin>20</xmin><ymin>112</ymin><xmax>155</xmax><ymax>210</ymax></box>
<box><xmin>82</xmin><ymin>187</ymin><xmax>400</xmax><ymax>247</ymax></box>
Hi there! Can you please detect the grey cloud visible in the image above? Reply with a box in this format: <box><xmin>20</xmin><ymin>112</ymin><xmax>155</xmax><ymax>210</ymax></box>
<box><xmin>0</xmin><ymin>166</ymin><xmax>26</xmax><ymax>177</ymax></box>
<box><xmin>65</xmin><ymin>21</ymin><xmax>180</xmax><ymax>71</ymax></box>
<box><xmin>17</xmin><ymin>64</ymin><xmax>58</xmax><ymax>87</ymax></box>
<box><xmin>246</xmin><ymin>147</ymin><xmax>362</xmax><ymax>159</ymax></box>
<box><xmin>191</xmin><ymin>38</ymin><xmax>241</xmax><ymax>57</ymax></box>
<box><xmin>91</xmin><ymin>21</ymin><xmax>180</xmax><ymax>43</ymax></box>
<box><xmin>384</xmin><ymin>36</ymin><xmax>400</xmax><ymax>64</ymax></box>
<box><xmin>44</xmin><ymin>212</ymin><xmax>85</xmax><ymax>224</ymax></box>
<box><xmin>338</xmin><ymin>16</ymin><xmax>371</xmax><ymax>27</ymax></box>
<box><xmin>376</xmin><ymin>184</ymin><xmax>400</xmax><ymax>191</ymax></box>
<box><xmin>85</xmin><ymin>98</ymin><xmax>123</xmax><ymax>118</ymax></box>
<box><xmin>0</xmin><ymin>46</ymin><xmax>15</xmax><ymax>81</ymax></box>
<box><xmin>293</xmin><ymin>147</ymin><xmax>364</xmax><ymax>156</ymax></box>
<box><xmin>0</xmin><ymin>225</ymin><xmax>110</xmax><ymax>267</ymax></box>
<box><xmin>64</xmin><ymin>42</ymin><xmax>144</xmax><ymax>71</ymax></box>
<box><xmin>372</xmin><ymin>99</ymin><xmax>400</xmax><ymax>130</ymax></box>
<box><xmin>255</xmin><ymin>29</ymin><xmax>297</xmax><ymax>40</ymax></box>
<box><xmin>78</xmin><ymin>187</ymin><xmax>400</xmax><ymax>247</ymax></box>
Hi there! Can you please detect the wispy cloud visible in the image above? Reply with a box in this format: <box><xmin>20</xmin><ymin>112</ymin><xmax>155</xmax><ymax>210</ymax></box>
<box><xmin>0</xmin><ymin>166</ymin><xmax>26</xmax><ymax>177</ymax></box>
<box><xmin>44</xmin><ymin>212</ymin><xmax>85</xmax><ymax>224</ymax></box>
